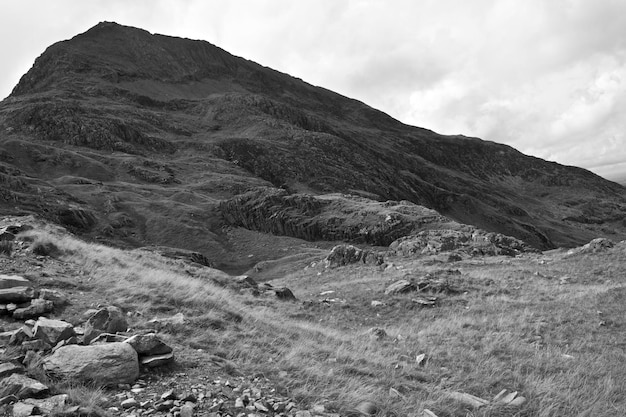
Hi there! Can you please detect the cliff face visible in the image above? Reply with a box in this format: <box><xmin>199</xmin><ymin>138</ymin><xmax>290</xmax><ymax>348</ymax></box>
<box><xmin>1</xmin><ymin>22</ymin><xmax>625</xmax><ymax>262</ymax></box>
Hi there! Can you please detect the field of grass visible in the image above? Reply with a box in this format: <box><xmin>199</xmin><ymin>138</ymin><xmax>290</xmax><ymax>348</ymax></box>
<box><xmin>15</xmin><ymin>228</ymin><xmax>626</xmax><ymax>416</ymax></box>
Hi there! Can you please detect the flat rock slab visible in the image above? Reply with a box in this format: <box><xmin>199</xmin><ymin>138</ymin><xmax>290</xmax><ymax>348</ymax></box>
<box><xmin>124</xmin><ymin>333</ymin><xmax>172</xmax><ymax>356</ymax></box>
<box><xmin>0</xmin><ymin>275</ymin><xmax>31</xmax><ymax>290</ymax></box>
<box><xmin>43</xmin><ymin>342</ymin><xmax>138</xmax><ymax>386</ymax></box>
<box><xmin>0</xmin><ymin>286</ymin><xmax>35</xmax><ymax>303</ymax></box>
<box><xmin>0</xmin><ymin>373</ymin><xmax>48</xmax><ymax>399</ymax></box>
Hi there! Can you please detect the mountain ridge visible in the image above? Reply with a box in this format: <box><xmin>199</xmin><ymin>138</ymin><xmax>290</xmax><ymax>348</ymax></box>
<box><xmin>1</xmin><ymin>22</ymin><xmax>625</xmax><ymax>269</ymax></box>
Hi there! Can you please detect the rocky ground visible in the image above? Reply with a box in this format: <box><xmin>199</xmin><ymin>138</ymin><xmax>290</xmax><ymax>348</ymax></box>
<box><xmin>1</xmin><ymin>215</ymin><xmax>625</xmax><ymax>416</ymax></box>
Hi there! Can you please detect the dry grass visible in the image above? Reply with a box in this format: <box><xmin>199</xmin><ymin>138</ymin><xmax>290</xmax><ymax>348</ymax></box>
<box><xmin>22</xmin><ymin>230</ymin><xmax>626</xmax><ymax>416</ymax></box>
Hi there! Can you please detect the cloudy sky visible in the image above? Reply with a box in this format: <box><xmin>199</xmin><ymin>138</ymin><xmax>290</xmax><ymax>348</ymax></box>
<box><xmin>2</xmin><ymin>0</ymin><xmax>625</xmax><ymax>181</ymax></box>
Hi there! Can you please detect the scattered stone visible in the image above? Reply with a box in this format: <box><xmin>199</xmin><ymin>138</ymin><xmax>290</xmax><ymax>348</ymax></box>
<box><xmin>446</xmin><ymin>391</ymin><xmax>489</xmax><ymax>408</ymax></box>
<box><xmin>384</xmin><ymin>280</ymin><xmax>415</xmax><ymax>295</ymax></box>
<box><xmin>22</xmin><ymin>394</ymin><xmax>68</xmax><ymax>414</ymax></box>
<box><xmin>11</xmin><ymin>402</ymin><xmax>37</xmax><ymax>417</ymax></box>
<box><xmin>33</xmin><ymin>317</ymin><xmax>75</xmax><ymax>345</ymax></box>
<box><xmin>421</xmin><ymin>409</ymin><xmax>439</xmax><ymax>417</ymax></box>
<box><xmin>124</xmin><ymin>333</ymin><xmax>172</xmax><ymax>356</ymax></box>
<box><xmin>9</xmin><ymin>326</ymin><xmax>34</xmax><ymax>345</ymax></box>
<box><xmin>0</xmin><ymin>373</ymin><xmax>48</xmax><ymax>399</ymax></box>
<box><xmin>20</xmin><ymin>339</ymin><xmax>50</xmax><ymax>352</ymax></box>
<box><xmin>161</xmin><ymin>389</ymin><xmax>177</xmax><ymax>400</ymax></box>
<box><xmin>509</xmin><ymin>396</ymin><xmax>526</xmax><ymax>406</ymax></box>
<box><xmin>274</xmin><ymin>287</ymin><xmax>296</xmax><ymax>300</ymax></box>
<box><xmin>0</xmin><ymin>287</ymin><xmax>36</xmax><ymax>303</ymax></box>
<box><xmin>367</xmin><ymin>327</ymin><xmax>387</xmax><ymax>340</ymax></box>
<box><xmin>83</xmin><ymin>306</ymin><xmax>128</xmax><ymax>344</ymax></box>
<box><xmin>141</xmin><ymin>352</ymin><xmax>175</xmax><ymax>367</ymax></box>
<box><xmin>0</xmin><ymin>275</ymin><xmax>31</xmax><ymax>289</ymax></box>
<box><xmin>371</xmin><ymin>300</ymin><xmax>385</xmax><ymax>307</ymax></box>
<box><xmin>415</xmin><ymin>353</ymin><xmax>426</xmax><ymax>366</ymax></box>
<box><xmin>0</xmin><ymin>394</ymin><xmax>18</xmax><ymax>405</ymax></box>
<box><xmin>89</xmin><ymin>333</ymin><xmax>128</xmax><ymax>344</ymax></box>
<box><xmin>354</xmin><ymin>401</ymin><xmax>378</xmax><ymax>416</ymax></box>
<box><xmin>181</xmin><ymin>402</ymin><xmax>195</xmax><ymax>417</ymax></box>
<box><xmin>38</xmin><ymin>289</ymin><xmax>69</xmax><ymax>306</ymax></box>
<box><xmin>148</xmin><ymin>313</ymin><xmax>185</xmax><ymax>331</ymax></box>
<box><xmin>43</xmin><ymin>342</ymin><xmax>139</xmax><ymax>386</ymax></box>
<box><xmin>13</xmin><ymin>299</ymin><xmax>54</xmax><ymax>320</ymax></box>
<box><xmin>121</xmin><ymin>398</ymin><xmax>138</xmax><ymax>409</ymax></box>
<box><xmin>0</xmin><ymin>329</ymin><xmax>19</xmax><ymax>347</ymax></box>
<box><xmin>0</xmin><ymin>362</ymin><xmax>24</xmax><ymax>378</ymax></box>
<box><xmin>411</xmin><ymin>296</ymin><xmax>437</xmax><ymax>307</ymax></box>
<box><xmin>7</xmin><ymin>303</ymin><xmax>17</xmax><ymax>313</ymax></box>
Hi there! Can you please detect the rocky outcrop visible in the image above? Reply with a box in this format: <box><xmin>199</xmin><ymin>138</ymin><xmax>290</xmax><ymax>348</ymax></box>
<box><xmin>221</xmin><ymin>188</ymin><xmax>452</xmax><ymax>246</ymax></box>
<box><xmin>566</xmin><ymin>238</ymin><xmax>615</xmax><ymax>256</ymax></box>
<box><xmin>43</xmin><ymin>342</ymin><xmax>139</xmax><ymax>386</ymax></box>
<box><xmin>389</xmin><ymin>229</ymin><xmax>537</xmax><ymax>258</ymax></box>
<box><xmin>325</xmin><ymin>244</ymin><xmax>384</xmax><ymax>268</ymax></box>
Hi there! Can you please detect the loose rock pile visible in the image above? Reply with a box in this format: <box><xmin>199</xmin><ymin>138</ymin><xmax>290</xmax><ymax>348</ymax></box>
<box><xmin>0</xmin><ymin>274</ymin><xmax>176</xmax><ymax>415</ymax></box>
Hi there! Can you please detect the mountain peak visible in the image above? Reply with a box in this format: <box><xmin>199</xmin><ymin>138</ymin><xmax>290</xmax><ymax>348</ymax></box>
<box><xmin>10</xmin><ymin>22</ymin><xmax>242</xmax><ymax>97</ymax></box>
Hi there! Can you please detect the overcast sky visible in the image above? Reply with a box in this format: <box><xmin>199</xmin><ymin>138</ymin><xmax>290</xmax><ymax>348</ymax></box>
<box><xmin>2</xmin><ymin>0</ymin><xmax>625</xmax><ymax>181</ymax></box>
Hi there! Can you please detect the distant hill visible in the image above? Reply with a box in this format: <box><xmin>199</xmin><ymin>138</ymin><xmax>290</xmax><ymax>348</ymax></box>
<box><xmin>1</xmin><ymin>22</ymin><xmax>625</xmax><ymax>269</ymax></box>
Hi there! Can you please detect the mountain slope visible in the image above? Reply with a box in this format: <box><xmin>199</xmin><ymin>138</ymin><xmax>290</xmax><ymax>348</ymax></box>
<box><xmin>1</xmin><ymin>22</ymin><xmax>625</xmax><ymax>266</ymax></box>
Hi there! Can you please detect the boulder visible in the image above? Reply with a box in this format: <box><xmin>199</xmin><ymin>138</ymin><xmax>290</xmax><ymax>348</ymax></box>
<box><xmin>33</xmin><ymin>317</ymin><xmax>75</xmax><ymax>345</ymax></box>
<box><xmin>384</xmin><ymin>280</ymin><xmax>415</xmax><ymax>295</ymax></box>
<box><xmin>0</xmin><ymin>275</ymin><xmax>31</xmax><ymax>290</ymax></box>
<box><xmin>124</xmin><ymin>333</ymin><xmax>172</xmax><ymax>356</ymax></box>
<box><xmin>43</xmin><ymin>342</ymin><xmax>139</xmax><ymax>386</ymax></box>
<box><xmin>0</xmin><ymin>287</ymin><xmax>35</xmax><ymax>303</ymax></box>
<box><xmin>11</xmin><ymin>402</ymin><xmax>36</xmax><ymax>417</ymax></box>
<box><xmin>0</xmin><ymin>374</ymin><xmax>48</xmax><ymax>399</ymax></box>
<box><xmin>12</xmin><ymin>299</ymin><xmax>54</xmax><ymax>320</ymax></box>
<box><xmin>83</xmin><ymin>306</ymin><xmax>128</xmax><ymax>344</ymax></box>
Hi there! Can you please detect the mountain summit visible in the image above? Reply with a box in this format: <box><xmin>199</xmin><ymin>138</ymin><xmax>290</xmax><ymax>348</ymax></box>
<box><xmin>1</xmin><ymin>22</ymin><xmax>625</xmax><ymax>269</ymax></box>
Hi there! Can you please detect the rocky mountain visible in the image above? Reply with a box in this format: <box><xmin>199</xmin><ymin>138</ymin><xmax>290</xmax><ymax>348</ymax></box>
<box><xmin>1</xmin><ymin>22</ymin><xmax>625</xmax><ymax>271</ymax></box>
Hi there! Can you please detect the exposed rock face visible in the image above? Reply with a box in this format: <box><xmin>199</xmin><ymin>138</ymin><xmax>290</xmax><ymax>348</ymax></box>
<box><xmin>389</xmin><ymin>229</ymin><xmax>536</xmax><ymax>257</ymax></box>
<box><xmin>220</xmin><ymin>188</ymin><xmax>449</xmax><ymax>246</ymax></box>
<box><xmin>43</xmin><ymin>342</ymin><xmax>139</xmax><ymax>385</ymax></box>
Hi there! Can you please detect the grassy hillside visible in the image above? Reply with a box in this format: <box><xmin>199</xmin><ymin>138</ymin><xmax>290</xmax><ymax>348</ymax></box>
<box><xmin>3</xmin><ymin>217</ymin><xmax>625</xmax><ymax>416</ymax></box>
